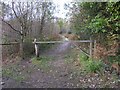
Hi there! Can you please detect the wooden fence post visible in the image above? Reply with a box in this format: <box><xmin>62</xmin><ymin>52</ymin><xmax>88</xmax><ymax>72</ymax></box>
<box><xmin>94</xmin><ymin>40</ymin><xmax>97</xmax><ymax>58</ymax></box>
<box><xmin>34</xmin><ymin>38</ymin><xmax>39</xmax><ymax>57</ymax></box>
<box><xmin>90</xmin><ymin>37</ymin><xmax>92</xmax><ymax>58</ymax></box>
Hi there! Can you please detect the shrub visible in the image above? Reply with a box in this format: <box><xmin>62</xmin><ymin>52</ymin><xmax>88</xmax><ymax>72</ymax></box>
<box><xmin>85</xmin><ymin>58</ymin><xmax>103</xmax><ymax>73</ymax></box>
<box><xmin>79</xmin><ymin>52</ymin><xmax>89</xmax><ymax>61</ymax></box>
<box><xmin>79</xmin><ymin>52</ymin><xmax>103</xmax><ymax>73</ymax></box>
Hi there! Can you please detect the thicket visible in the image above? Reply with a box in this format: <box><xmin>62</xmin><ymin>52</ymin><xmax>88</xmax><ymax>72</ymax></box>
<box><xmin>70</xmin><ymin>2</ymin><xmax>120</xmax><ymax>63</ymax></box>
<box><xmin>65</xmin><ymin>2</ymin><xmax>120</xmax><ymax>75</ymax></box>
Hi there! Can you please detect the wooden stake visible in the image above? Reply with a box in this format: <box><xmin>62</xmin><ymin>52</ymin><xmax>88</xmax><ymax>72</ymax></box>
<box><xmin>90</xmin><ymin>37</ymin><xmax>92</xmax><ymax>58</ymax></box>
<box><xmin>34</xmin><ymin>38</ymin><xmax>39</xmax><ymax>57</ymax></box>
<box><xmin>94</xmin><ymin>40</ymin><xmax>97</xmax><ymax>58</ymax></box>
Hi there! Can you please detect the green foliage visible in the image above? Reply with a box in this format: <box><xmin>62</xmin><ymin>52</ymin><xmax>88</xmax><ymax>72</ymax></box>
<box><xmin>85</xmin><ymin>58</ymin><xmax>103</xmax><ymax>73</ymax></box>
<box><xmin>79</xmin><ymin>52</ymin><xmax>88</xmax><ymax>61</ymax></box>
<box><xmin>79</xmin><ymin>53</ymin><xmax>103</xmax><ymax>73</ymax></box>
<box><xmin>70</xmin><ymin>2</ymin><xmax>120</xmax><ymax>41</ymax></box>
<box><xmin>88</xmin><ymin>15</ymin><xmax>107</xmax><ymax>33</ymax></box>
<box><xmin>108</xmin><ymin>55</ymin><xmax>120</xmax><ymax>64</ymax></box>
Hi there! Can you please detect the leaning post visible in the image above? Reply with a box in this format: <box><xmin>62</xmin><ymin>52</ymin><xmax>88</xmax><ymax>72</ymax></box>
<box><xmin>34</xmin><ymin>38</ymin><xmax>39</xmax><ymax>57</ymax></box>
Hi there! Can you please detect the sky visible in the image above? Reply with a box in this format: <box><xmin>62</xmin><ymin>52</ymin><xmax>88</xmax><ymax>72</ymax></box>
<box><xmin>1</xmin><ymin>0</ymin><xmax>73</xmax><ymax>19</ymax></box>
<box><xmin>52</xmin><ymin>0</ymin><xmax>72</xmax><ymax>19</ymax></box>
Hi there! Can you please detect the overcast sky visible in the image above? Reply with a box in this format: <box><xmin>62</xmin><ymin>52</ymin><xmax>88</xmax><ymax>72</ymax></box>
<box><xmin>52</xmin><ymin>0</ymin><xmax>72</xmax><ymax>19</ymax></box>
<box><xmin>1</xmin><ymin>0</ymin><xmax>73</xmax><ymax>19</ymax></box>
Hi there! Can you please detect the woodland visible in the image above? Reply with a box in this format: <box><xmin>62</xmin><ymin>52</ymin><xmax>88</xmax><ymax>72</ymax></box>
<box><xmin>0</xmin><ymin>1</ymin><xmax>120</xmax><ymax>88</ymax></box>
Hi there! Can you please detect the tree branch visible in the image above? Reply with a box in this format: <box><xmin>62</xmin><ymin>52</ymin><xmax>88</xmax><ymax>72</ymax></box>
<box><xmin>1</xmin><ymin>18</ymin><xmax>22</xmax><ymax>35</ymax></box>
<box><xmin>12</xmin><ymin>2</ymin><xmax>23</xmax><ymax>25</ymax></box>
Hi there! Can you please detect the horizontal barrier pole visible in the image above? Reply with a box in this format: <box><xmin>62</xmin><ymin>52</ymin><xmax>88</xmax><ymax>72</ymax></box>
<box><xmin>0</xmin><ymin>42</ymin><xmax>19</xmax><ymax>45</ymax></box>
<box><xmin>72</xmin><ymin>40</ymin><xmax>93</xmax><ymax>43</ymax></box>
<box><xmin>33</xmin><ymin>41</ymin><xmax>64</xmax><ymax>44</ymax></box>
<box><xmin>33</xmin><ymin>40</ymin><xmax>94</xmax><ymax>44</ymax></box>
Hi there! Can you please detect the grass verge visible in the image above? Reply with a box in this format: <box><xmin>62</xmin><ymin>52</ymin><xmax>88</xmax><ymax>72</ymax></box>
<box><xmin>2</xmin><ymin>56</ymin><xmax>33</xmax><ymax>82</ymax></box>
<box><xmin>31</xmin><ymin>55</ymin><xmax>54</xmax><ymax>71</ymax></box>
<box><xmin>2</xmin><ymin>65</ymin><xmax>26</xmax><ymax>82</ymax></box>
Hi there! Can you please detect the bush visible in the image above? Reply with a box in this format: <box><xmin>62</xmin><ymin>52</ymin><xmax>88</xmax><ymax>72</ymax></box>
<box><xmin>79</xmin><ymin>52</ymin><xmax>89</xmax><ymax>61</ymax></box>
<box><xmin>79</xmin><ymin>52</ymin><xmax>103</xmax><ymax>73</ymax></box>
<box><xmin>85</xmin><ymin>58</ymin><xmax>103</xmax><ymax>73</ymax></box>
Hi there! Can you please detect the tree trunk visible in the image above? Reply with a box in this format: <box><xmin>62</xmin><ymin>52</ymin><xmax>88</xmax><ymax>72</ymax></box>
<box><xmin>20</xmin><ymin>35</ymin><xmax>24</xmax><ymax>59</ymax></box>
<box><xmin>20</xmin><ymin>26</ymin><xmax>24</xmax><ymax>60</ymax></box>
<box><xmin>39</xmin><ymin>15</ymin><xmax>45</xmax><ymax>40</ymax></box>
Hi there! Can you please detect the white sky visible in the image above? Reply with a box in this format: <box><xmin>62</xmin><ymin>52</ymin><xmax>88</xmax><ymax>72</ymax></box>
<box><xmin>1</xmin><ymin>0</ymin><xmax>73</xmax><ymax>19</ymax></box>
<box><xmin>52</xmin><ymin>0</ymin><xmax>72</xmax><ymax>19</ymax></box>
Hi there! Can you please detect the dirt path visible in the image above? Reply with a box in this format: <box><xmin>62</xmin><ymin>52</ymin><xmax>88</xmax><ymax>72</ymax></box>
<box><xmin>2</xmin><ymin>41</ymin><xmax>119</xmax><ymax>88</ymax></box>
<box><xmin>27</xmin><ymin>41</ymin><xmax>78</xmax><ymax>88</ymax></box>
<box><xmin>2</xmin><ymin>41</ymin><xmax>77</xmax><ymax>88</ymax></box>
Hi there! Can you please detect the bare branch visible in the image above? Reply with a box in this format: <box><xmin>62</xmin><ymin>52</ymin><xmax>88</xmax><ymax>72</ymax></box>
<box><xmin>12</xmin><ymin>2</ymin><xmax>23</xmax><ymax>24</ymax></box>
<box><xmin>1</xmin><ymin>18</ymin><xmax>22</xmax><ymax>35</ymax></box>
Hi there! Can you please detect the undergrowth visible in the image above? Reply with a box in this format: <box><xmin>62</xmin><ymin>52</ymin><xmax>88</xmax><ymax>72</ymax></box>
<box><xmin>108</xmin><ymin>55</ymin><xmax>120</xmax><ymax>64</ymax></box>
<box><xmin>79</xmin><ymin>53</ymin><xmax>103</xmax><ymax>74</ymax></box>
<box><xmin>31</xmin><ymin>56</ymin><xmax>54</xmax><ymax>70</ymax></box>
<box><xmin>2</xmin><ymin>56</ymin><xmax>33</xmax><ymax>82</ymax></box>
<box><xmin>2</xmin><ymin>65</ymin><xmax>27</xmax><ymax>82</ymax></box>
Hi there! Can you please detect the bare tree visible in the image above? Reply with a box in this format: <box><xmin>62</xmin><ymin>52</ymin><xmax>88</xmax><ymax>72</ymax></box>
<box><xmin>1</xmin><ymin>2</ymin><xmax>33</xmax><ymax>59</ymax></box>
<box><xmin>35</xmin><ymin>1</ymin><xmax>56</xmax><ymax>40</ymax></box>
<box><xmin>1</xmin><ymin>1</ymin><xmax>56</xmax><ymax>59</ymax></box>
